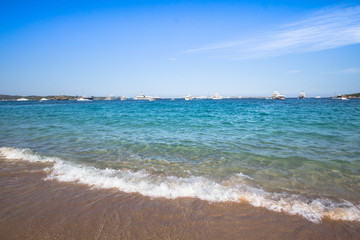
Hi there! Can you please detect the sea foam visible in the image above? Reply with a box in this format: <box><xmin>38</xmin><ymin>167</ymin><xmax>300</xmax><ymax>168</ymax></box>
<box><xmin>1</xmin><ymin>146</ymin><xmax>360</xmax><ymax>223</ymax></box>
<box><xmin>0</xmin><ymin>147</ymin><xmax>58</xmax><ymax>163</ymax></box>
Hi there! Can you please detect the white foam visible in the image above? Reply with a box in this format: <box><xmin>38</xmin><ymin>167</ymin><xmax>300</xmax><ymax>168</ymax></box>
<box><xmin>1</xmin><ymin>146</ymin><xmax>360</xmax><ymax>223</ymax></box>
<box><xmin>0</xmin><ymin>147</ymin><xmax>58</xmax><ymax>163</ymax></box>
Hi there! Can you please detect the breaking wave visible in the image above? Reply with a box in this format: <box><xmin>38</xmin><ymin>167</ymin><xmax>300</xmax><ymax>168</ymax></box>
<box><xmin>1</xmin><ymin>146</ymin><xmax>360</xmax><ymax>223</ymax></box>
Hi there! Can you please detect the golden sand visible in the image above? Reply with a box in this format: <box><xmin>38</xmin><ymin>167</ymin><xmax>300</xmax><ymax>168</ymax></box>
<box><xmin>1</xmin><ymin>159</ymin><xmax>359</xmax><ymax>239</ymax></box>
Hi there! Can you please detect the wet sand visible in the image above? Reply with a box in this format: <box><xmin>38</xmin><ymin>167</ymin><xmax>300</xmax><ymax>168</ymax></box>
<box><xmin>1</xmin><ymin>159</ymin><xmax>359</xmax><ymax>240</ymax></box>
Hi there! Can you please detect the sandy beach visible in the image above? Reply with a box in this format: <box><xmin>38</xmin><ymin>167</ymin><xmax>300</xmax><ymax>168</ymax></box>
<box><xmin>2</xmin><ymin>0</ymin><xmax>360</xmax><ymax>238</ymax></box>
<box><xmin>1</xmin><ymin>159</ymin><xmax>359</xmax><ymax>240</ymax></box>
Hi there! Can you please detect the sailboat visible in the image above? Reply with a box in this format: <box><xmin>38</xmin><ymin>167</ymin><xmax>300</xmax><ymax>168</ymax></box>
<box><xmin>332</xmin><ymin>94</ymin><xmax>348</xmax><ymax>100</ymax></box>
<box><xmin>212</xmin><ymin>93</ymin><xmax>224</xmax><ymax>100</ymax></box>
<box><xmin>298</xmin><ymin>91</ymin><xmax>306</xmax><ymax>99</ymax></box>
<box><xmin>105</xmin><ymin>95</ymin><xmax>115</xmax><ymax>100</ymax></box>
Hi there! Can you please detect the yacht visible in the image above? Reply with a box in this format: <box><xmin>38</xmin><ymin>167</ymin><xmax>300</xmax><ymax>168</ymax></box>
<box><xmin>120</xmin><ymin>96</ymin><xmax>128</xmax><ymax>101</ymax></box>
<box><xmin>40</xmin><ymin>98</ymin><xmax>48</xmax><ymax>102</ymax></box>
<box><xmin>212</xmin><ymin>93</ymin><xmax>224</xmax><ymax>100</ymax></box>
<box><xmin>134</xmin><ymin>94</ymin><xmax>153</xmax><ymax>100</ymax></box>
<box><xmin>195</xmin><ymin>96</ymin><xmax>208</xmax><ymax>100</ymax></box>
<box><xmin>77</xmin><ymin>95</ymin><xmax>92</xmax><ymax>101</ymax></box>
<box><xmin>298</xmin><ymin>91</ymin><xmax>306</xmax><ymax>99</ymax></box>
<box><xmin>16</xmin><ymin>97</ymin><xmax>29</xmax><ymax>101</ymax></box>
<box><xmin>105</xmin><ymin>95</ymin><xmax>115</xmax><ymax>100</ymax></box>
<box><xmin>153</xmin><ymin>96</ymin><xmax>162</xmax><ymax>100</ymax></box>
<box><xmin>184</xmin><ymin>94</ymin><xmax>194</xmax><ymax>101</ymax></box>
<box><xmin>270</xmin><ymin>91</ymin><xmax>285</xmax><ymax>100</ymax></box>
<box><xmin>332</xmin><ymin>94</ymin><xmax>348</xmax><ymax>100</ymax></box>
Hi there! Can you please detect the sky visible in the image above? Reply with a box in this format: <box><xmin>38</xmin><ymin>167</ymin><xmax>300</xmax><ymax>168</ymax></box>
<box><xmin>0</xmin><ymin>0</ymin><xmax>359</xmax><ymax>97</ymax></box>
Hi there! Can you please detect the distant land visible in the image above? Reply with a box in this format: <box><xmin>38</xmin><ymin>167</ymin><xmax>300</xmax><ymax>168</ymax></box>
<box><xmin>1</xmin><ymin>93</ymin><xmax>360</xmax><ymax>101</ymax></box>
<box><xmin>345</xmin><ymin>93</ymin><xmax>360</xmax><ymax>98</ymax></box>
<box><xmin>0</xmin><ymin>95</ymin><xmax>103</xmax><ymax>101</ymax></box>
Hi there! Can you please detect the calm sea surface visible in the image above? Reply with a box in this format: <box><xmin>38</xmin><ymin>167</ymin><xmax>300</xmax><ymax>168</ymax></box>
<box><xmin>1</xmin><ymin>98</ymin><xmax>360</xmax><ymax>223</ymax></box>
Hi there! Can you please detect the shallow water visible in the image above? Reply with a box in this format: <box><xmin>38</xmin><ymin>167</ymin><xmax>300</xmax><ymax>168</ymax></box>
<box><xmin>0</xmin><ymin>98</ymin><xmax>360</xmax><ymax>223</ymax></box>
<box><xmin>1</xmin><ymin>159</ymin><xmax>359</xmax><ymax>240</ymax></box>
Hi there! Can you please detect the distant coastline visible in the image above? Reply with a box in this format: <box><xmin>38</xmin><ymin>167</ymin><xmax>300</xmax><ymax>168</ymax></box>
<box><xmin>345</xmin><ymin>93</ymin><xmax>360</xmax><ymax>98</ymax></box>
<box><xmin>1</xmin><ymin>92</ymin><xmax>359</xmax><ymax>101</ymax></box>
<box><xmin>0</xmin><ymin>94</ymin><xmax>102</xmax><ymax>101</ymax></box>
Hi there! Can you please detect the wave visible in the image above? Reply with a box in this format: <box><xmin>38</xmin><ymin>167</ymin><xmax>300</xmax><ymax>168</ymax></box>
<box><xmin>1</xmin><ymin>146</ymin><xmax>360</xmax><ymax>223</ymax></box>
<box><xmin>0</xmin><ymin>147</ymin><xmax>59</xmax><ymax>163</ymax></box>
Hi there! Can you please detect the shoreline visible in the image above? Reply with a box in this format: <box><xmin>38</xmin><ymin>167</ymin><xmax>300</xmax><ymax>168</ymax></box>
<box><xmin>1</xmin><ymin>159</ymin><xmax>360</xmax><ymax>239</ymax></box>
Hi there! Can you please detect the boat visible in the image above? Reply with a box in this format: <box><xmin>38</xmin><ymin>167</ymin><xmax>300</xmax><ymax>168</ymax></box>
<box><xmin>16</xmin><ymin>97</ymin><xmax>29</xmax><ymax>101</ymax></box>
<box><xmin>332</xmin><ymin>94</ymin><xmax>348</xmax><ymax>100</ymax></box>
<box><xmin>105</xmin><ymin>95</ymin><xmax>115</xmax><ymax>100</ymax></box>
<box><xmin>270</xmin><ymin>91</ymin><xmax>285</xmax><ymax>100</ymax></box>
<box><xmin>120</xmin><ymin>96</ymin><xmax>128</xmax><ymax>101</ymax></box>
<box><xmin>134</xmin><ymin>94</ymin><xmax>153</xmax><ymax>100</ymax></box>
<box><xmin>212</xmin><ymin>93</ymin><xmax>224</xmax><ymax>100</ymax></box>
<box><xmin>184</xmin><ymin>94</ymin><xmax>194</xmax><ymax>101</ymax></box>
<box><xmin>298</xmin><ymin>91</ymin><xmax>306</xmax><ymax>99</ymax></box>
<box><xmin>40</xmin><ymin>98</ymin><xmax>48</xmax><ymax>102</ymax></box>
<box><xmin>195</xmin><ymin>96</ymin><xmax>208</xmax><ymax>99</ymax></box>
<box><xmin>77</xmin><ymin>95</ymin><xmax>92</xmax><ymax>101</ymax></box>
<box><xmin>315</xmin><ymin>96</ymin><xmax>322</xmax><ymax>99</ymax></box>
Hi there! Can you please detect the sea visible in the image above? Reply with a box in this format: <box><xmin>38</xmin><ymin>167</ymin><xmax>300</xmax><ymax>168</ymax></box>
<box><xmin>1</xmin><ymin>98</ymin><xmax>360</xmax><ymax>228</ymax></box>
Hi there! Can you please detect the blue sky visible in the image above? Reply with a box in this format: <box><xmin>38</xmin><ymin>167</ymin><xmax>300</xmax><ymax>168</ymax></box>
<box><xmin>0</xmin><ymin>0</ymin><xmax>359</xmax><ymax>97</ymax></box>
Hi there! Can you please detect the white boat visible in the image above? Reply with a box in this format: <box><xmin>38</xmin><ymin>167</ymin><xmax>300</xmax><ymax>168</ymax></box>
<box><xmin>105</xmin><ymin>95</ymin><xmax>115</xmax><ymax>100</ymax></box>
<box><xmin>315</xmin><ymin>96</ymin><xmax>322</xmax><ymax>99</ymax></box>
<box><xmin>134</xmin><ymin>94</ymin><xmax>153</xmax><ymax>101</ymax></box>
<box><xmin>16</xmin><ymin>97</ymin><xmax>28</xmax><ymax>101</ymax></box>
<box><xmin>332</xmin><ymin>94</ymin><xmax>349</xmax><ymax>100</ymax></box>
<box><xmin>153</xmin><ymin>96</ymin><xmax>162</xmax><ymax>100</ymax></box>
<box><xmin>195</xmin><ymin>96</ymin><xmax>208</xmax><ymax>99</ymax></box>
<box><xmin>77</xmin><ymin>95</ymin><xmax>92</xmax><ymax>101</ymax></box>
<box><xmin>270</xmin><ymin>91</ymin><xmax>285</xmax><ymax>100</ymax></box>
<box><xmin>212</xmin><ymin>93</ymin><xmax>224</xmax><ymax>100</ymax></box>
<box><xmin>120</xmin><ymin>96</ymin><xmax>128</xmax><ymax>101</ymax></box>
<box><xmin>40</xmin><ymin>98</ymin><xmax>48</xmax><ymax>102</ymax></box>
<box><xmin>298</xmin><ymin>91</ymin><xmax>306</xmax><ymax>99</ymax></box>
<box><xmin>184</xmin><ymin>94</ymin><xmax>194</xmax><ymax>101</ymax></box>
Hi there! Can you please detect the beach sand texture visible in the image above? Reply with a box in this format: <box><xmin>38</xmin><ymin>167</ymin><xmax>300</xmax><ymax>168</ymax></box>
<box><xmin>1</xmin><ymin>159</ymin><xmax>359</xmax><ymax>240</ymax></box>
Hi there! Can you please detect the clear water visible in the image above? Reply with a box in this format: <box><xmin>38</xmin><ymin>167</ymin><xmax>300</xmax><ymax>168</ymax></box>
<box><xmin>1</xmin><ymin>98</ymin><xmax>360</xmax><ymax>222</ymax></box>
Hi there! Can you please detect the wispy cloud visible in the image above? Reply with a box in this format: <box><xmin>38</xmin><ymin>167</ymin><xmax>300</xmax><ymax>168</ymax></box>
<box><xmin>340</xmin><ymin>67</ymin><xmax>360</xmax><ymax>74</ymax></box>
<box><xmin>184</xmin><ymin>5</ymin><xmax>360</xmax><ymax>59</ymax></box>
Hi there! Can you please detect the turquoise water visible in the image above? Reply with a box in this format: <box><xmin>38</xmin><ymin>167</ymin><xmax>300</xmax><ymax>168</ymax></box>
<box><xmin>1</xmin><ymin>98</ymin><xmax>360</xmax><ymax>222</ymax></box>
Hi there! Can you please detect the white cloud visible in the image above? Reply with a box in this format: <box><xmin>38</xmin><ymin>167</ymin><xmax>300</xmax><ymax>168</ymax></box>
<box><xmin>184</xmin><ymin>5</ymin><xmax>360</xmax><ymax>59</ymax></box>
<box><xmin>168</xmin><ymin>57</ymin><xmax>177</xmax><ymax>61</ymax></box>
<box><xmin>340</xmin><ymin>67</ymin><xmax>360</xmax><ymax>74</ymax></box>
